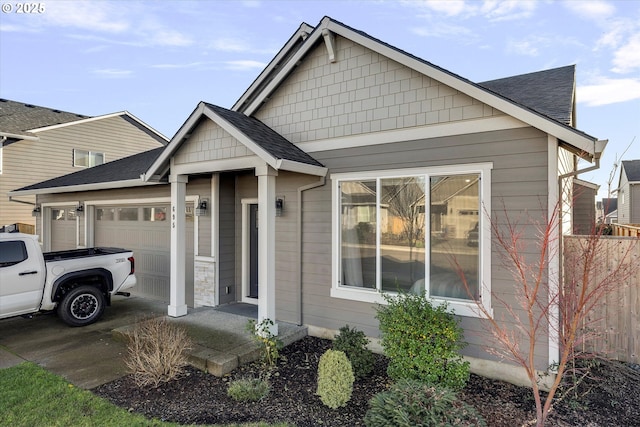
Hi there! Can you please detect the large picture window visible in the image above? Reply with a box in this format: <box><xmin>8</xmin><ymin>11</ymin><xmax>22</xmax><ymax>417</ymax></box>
<box><xmin>332</xmin><ymin>164</ymin><xmax>491</xmax><ymax>317</ymax></box>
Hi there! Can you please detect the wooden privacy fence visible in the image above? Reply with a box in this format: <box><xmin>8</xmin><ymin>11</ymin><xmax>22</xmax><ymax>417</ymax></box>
<box><xmin>611</xmin><ymin>223</ymin><xmax>640</xmax><ymax>238</ymax></box>
<box><xmin>563</xmin><ymin>235</ymin><xmax>640</xmax><ymax>364</ymax></box>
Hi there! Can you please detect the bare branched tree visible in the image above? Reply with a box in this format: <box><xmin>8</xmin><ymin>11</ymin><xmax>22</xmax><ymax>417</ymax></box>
<box><xmin>452</xmin><ymin>200</ymin><xmax>638</xmax><ymax>426</ymax></box>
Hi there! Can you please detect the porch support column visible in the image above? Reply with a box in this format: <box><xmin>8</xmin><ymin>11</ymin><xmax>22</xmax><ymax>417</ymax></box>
<box><xmin>256</xmin><ymin>165</ymin><xmax>278</xmax><ymax>336</ymax></box>
<box><xmin>169</xmin><ymin>173</ymin><xmax>188</xmax><ymax>317</ymax></box>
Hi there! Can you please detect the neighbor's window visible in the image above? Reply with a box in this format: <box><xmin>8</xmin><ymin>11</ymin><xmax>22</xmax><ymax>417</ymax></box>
<box><xmin>332</xmin><ymin>164</ymin><xmax>491</xmax><ymax>316</ymax></box>
<box><xmin>73</xmin><ymin>149</ymin><xmax>104</xmax><ymax>168</ymax></box>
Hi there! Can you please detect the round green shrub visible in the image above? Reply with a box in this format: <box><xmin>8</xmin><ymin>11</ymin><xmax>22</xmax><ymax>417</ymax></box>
<box><xmin>364</xmin><ymin>379</ymin><xmax>486</xmax><ymax>427</ymax></box>
<box><xmin>333</xmin><ymin>325</ymin><xmax>375</xmax><ymax>379</ymax></box>
<box><xmin>227</xmin><ymin>376</ymin><xmax>270</xmax><ymax>402</ymax></box>
<box><xmin>375</xmin><ymin>292</ymin><xmax>470</xmax><ymax>390</ymax></box>
<box><xmin>316</xmin><ymin>349</ymin><xmax>355</xmax><ymax>409</ymax></box>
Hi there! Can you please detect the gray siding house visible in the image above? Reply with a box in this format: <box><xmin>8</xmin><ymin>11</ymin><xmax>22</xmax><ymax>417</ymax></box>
<box><xmin>11</xmin><ymin>17</ymin><xmax>608</xmax><ymax>385</ymax></box>
<box><xmin>616</xmin><ymin>160</ymin><xmax>640</xmax><ymax>224</ymax></box>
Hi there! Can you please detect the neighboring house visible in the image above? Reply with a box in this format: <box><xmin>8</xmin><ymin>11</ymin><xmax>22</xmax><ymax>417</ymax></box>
<box><xmin>597</xmin><ymin>197</ymin><xmax>618</xmax><ymax>224</ymax></box>
<box><xmin>10</xmin><ymin>17</ymin><xmax>608</xmax><ymax>386</ymax></box>
<box><xmin>616</xmin><ymin>160</ymin><xmax>640</xmax><ymax>224</ymax></box>
<box><xmin>0</xmin><ymin>99</ymin><xmax>168</xmax><ymax>233</ymax></box>
<box><xmin>573</xmin><ymin>178</ymin><xmax>598</xmax><ymax>234</ymax></box>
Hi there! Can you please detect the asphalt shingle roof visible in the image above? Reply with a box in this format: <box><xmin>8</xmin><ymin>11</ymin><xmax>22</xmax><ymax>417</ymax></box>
<box><xmin>479</xmin><ymin>65</ymin><xmax>575</xmax><ymax>126</ymax></box>
<box><xmin>14</xmin><ymin>147</ymin><xmax>165</xmax><ymax>192</ymax></box>
<box><xmin>205</xmin><ymin>103</ymin><xmax>324</xmax><ymax>167</ymax></box>
<box><xmin>621</xmin><ymin>160</ymin><xmax>640</xmax><ymax>182</ymax></box>
<box><xmin>0</xmin><ymin>98</ymin><xmax>89</xmax><ymax>135</ymax></box>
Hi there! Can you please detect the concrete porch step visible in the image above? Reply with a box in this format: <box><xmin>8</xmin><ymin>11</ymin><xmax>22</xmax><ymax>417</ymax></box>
<box><xmin>112</xmin><ymin>308</ymin><xmax>308</xmax><ymax>377</ymax></box>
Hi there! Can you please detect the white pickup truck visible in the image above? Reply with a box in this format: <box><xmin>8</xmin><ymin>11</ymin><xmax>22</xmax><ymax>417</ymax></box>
<box><xmin>0</xmin><ymin>233</ymin><xmax>136</xmax><ymax>326</ymax></box>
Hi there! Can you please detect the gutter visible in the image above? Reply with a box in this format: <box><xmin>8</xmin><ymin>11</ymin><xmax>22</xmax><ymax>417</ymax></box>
<box><xmin>550</xmin><ymin>138</ymin><xmax>607</xmax><ymax>372</ymax></box>
<box><xmin>296</xmin><ymin>176</ymin><xmax>326</xmax><ymax>326</ymax></box>
<box><xmin>8</xmin><ymin>196</ymin><xmax>36</xmax><ymax>206</ymax></box>
<box><xmin>0</xmin><ymin>131</ymin><xmax>39</xmax><ymax>141</ymax></box>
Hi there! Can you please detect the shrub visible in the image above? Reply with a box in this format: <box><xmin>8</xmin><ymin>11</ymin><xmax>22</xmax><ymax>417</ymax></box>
<box><xmin>124</xmin><ymin>317</ymin><xmax>193</xmax><ymax>388</ymax></box>
<box><xmin>375</xmin><ymin>292</ymin><xmax>469</xmax><ymax>390</ymax></box>
<box><xmin>227</xmin><ymin>376</ymin><xmax>270</xmax><ymax>402</ymax></box>
<box><xmin>364</xmin><ymin>379</ymin><xmax>486</xmax><ymax>427</ymax></box>
<box><xmin>316</xmin><ymin>349</ymin><xmax>355</xmax><ymax>409</ymax></box>
<box><xmin>246</xmin><ymin>318</ymin><xmax>283</xmax><ymax>367</ymax></box>
<box><xmin>333</xmin><ymin>325</ymin><xmax>374</xmax><ymax>379</ymax></box>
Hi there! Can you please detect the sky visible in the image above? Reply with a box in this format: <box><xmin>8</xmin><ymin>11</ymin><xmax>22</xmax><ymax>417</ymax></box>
<box><xmin>1</xmin><ymin>0</ymin><xmax>638</xmax><ymax>200</ymax></box>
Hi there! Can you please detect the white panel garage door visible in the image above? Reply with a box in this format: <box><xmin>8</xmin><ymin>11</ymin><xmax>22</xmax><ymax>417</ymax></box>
<box><xmin>50</xmin><ymin>206</ymin><xmax>77</xmax><ymax>251</ymax></box>
<box><xmin>94</xmin><ymin>204</ymin><xmax>194</xmax><ymax>305</ymax></box>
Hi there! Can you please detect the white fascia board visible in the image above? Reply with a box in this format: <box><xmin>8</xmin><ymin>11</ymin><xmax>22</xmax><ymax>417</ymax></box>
<box><xmin>573</xmin><ymin>178</ymin><xmax>599</xmax><ymax>190</ymax></box>
<box><xmin>0</xmin><ymin>131</ymin><xmax>39</xmax><ymax>141</ymax></box>
<box><xmin>243</xmin><ymin>17</ymin><xmax>596</xmax><ymax>156</ymax></box>
<box><xmin>29</xmin><ymin>111</ymin><xmax>168</xmax><ymax>142</ymax></box>
<box><xmin>320</xmin><ymin>19</ymin><xmax>597</xmax><ymax>156</ymax></box>
<box><xmin>233</xmin><ymin>23</ymin><xmax>315</xmax><ymax>111</ymax></box>
<box><xmin>299</xmin><ymin>115</ymin><xmax>527</xmax><ymax>153</ymax></box>
<box><xmin>202</xmin><ymin>107</ymin><xmax>279</xmax><ymax>170</ymax></box>
<box><xmin>244</xmin><ymin>27</ymin><xmax>325</xmax><ymax>115</ymax></box>
<box><xmin>275</xmin><ymin>159</ymin><xmax>327</xmax><ymax>176</ymax></box>
<box><xmin>8</xmin><ymin>179</ymin><xmax>164</xmax><ymax>196</ymax></box>
<box><xmin>172</xmin><ymin>156</ymin><xmax>264</xmax><ymax>176</ymax></box>
<box><xmin>144</xmin><ymin>102</ymin><xmax>207</xmax><ymax>181</ymax></box>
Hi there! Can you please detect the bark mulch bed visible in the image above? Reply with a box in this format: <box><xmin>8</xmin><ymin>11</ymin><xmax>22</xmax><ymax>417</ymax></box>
<box><xmin>93</xmin><ymin>336</ymin><xmax>640</xmax><ymax>426</ymax></box>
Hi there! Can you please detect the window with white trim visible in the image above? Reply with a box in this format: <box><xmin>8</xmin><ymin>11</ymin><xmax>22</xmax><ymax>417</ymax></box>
<box><xmin>73</xmin><ymin>149</ymin><xmax>104</xmax><ymax>168</ymax></box>
<box><xmin>331</xmin><ymin>163</ymin><xmax>492</xmax><ymax>317</ymax></box>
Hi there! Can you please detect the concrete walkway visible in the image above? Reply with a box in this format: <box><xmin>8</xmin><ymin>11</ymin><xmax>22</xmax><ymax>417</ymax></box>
<box><xmin>0</xmin><ymin>296</ymin><xmax>307</xmax><ymax>389</ymax></box>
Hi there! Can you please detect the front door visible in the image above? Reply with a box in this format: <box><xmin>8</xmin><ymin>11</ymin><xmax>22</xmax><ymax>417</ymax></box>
<box><xmin>249</xmin><ymin>204</ymin><xmax>259</xmax><ymax>299</ymax></box>
<box><xmin>242</xmin><ymin>199</ymin><xmax>259</xmax><ymax>303</ymax></box>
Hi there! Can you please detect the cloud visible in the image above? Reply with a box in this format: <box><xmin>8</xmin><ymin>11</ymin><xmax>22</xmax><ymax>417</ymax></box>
<box><xmin>224</xmin><ymin>60</ymin><xmax>267</xmax><ymax>71</ymax></box>
<box><xmin>419</xmin><ymin>0</ymin><xmax>468</xmax><ymax>16</ymax></box>
<box><xmin>404</xmin><ymin>0</ymin><xmax>537</xmax><ymax>20</ymax></box>
<box><xmin>43</xmin><ymin>1</ymin><xmax>129</xmax><ymax>33</ymax></box>
<box><xmin>563</xmin><ymin>0</ymin><xmax>616</xmax><ymax>22</ymax></box>
<box><xmin>151</xmin><ymin>62</ymin><xmax>208</xmax><ymax>69</ymax></box>
<box><xmin>612</xmin><ymin>32</ymin><xmax>640</xmax><ymax>74</ymax></box>
<box><xmin>481</xmin><ymin>0</ymin><xmax>537</xmax><ymax>21</ymax></box>
<box><xmin>577</xmin><ymin>77</ymin><xmax>640</xmax><ymax>106</ymax></box>
<box><xmin>210</xmin><ymin>38</ymin><xmax>253</xmax><ymax>53</ymax></box>
<box><xmin>411</xmin><ymin>23</ymin><xmax>473</xmax><ymax>38</ymax></box>
<box><xmin>92</xmin><ymin>68</ymin><xmax>133</xmax><ymax>79</ymax></box>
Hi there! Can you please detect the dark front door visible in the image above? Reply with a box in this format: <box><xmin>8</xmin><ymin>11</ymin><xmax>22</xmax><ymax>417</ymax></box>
<box><xmin>249</xmin><ymin>203</ymin><xmax>259</xmax><ymax>299</ymax></box>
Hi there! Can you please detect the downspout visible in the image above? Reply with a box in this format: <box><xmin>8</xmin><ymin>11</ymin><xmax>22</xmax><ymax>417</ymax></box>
<box><xmin>552</xmin><ymin>139</ymin><xmax>606</xmax><ymax>370</ymax></box>
<box><xmin>296</xmin><ymin>176</ymin><xmax>326</xmax><ymax>326</ymax></box>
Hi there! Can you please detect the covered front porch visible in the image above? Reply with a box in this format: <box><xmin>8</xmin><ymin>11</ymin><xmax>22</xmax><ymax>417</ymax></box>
<box><xmin>143</xmin><ymin>102</ymin><xmax>327</xmax><ymax>336</ymax></box>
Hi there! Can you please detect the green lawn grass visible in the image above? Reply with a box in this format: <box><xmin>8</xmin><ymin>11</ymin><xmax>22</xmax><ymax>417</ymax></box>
<box><xmin>0</xmin><ymin>362</ymin><xmax>290</xmax><ymax>427</ymax></box>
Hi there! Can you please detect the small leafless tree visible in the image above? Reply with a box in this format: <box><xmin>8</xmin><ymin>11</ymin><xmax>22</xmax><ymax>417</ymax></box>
<box><xmin>453</xmin><ymin>200</ymin><xmax>638</xmax><ymax>426</ymax></box>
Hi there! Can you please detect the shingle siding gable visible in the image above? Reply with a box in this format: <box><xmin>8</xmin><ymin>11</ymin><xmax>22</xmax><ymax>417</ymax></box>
<box><xmin>255</xmin><ymin>36</ymin><xmax>502</xmax><ymax>144</ymax></box>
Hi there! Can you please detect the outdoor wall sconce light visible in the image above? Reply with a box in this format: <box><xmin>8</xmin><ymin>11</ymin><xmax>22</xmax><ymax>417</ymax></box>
<box><xmin>32</xmin><ymin>206</ymin><xmax>41</xmax><ymax>217</ymax></box>
<box><xmin>195</xmin><ymin>199</ymin><xmax>208</xmax><ymax>216</ymax></box>
<box><xmin>76</xmin><ymin>202</ymin><xmax>84</xmax><ymax>215</ymax></box>
<box><xmin>275</xmin><ymin>198</ymin><xmax>284</xmax><ymax>217</ymax></box>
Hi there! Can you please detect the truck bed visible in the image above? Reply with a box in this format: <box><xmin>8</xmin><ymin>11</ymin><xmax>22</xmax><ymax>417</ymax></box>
<box><xmin>43</xmin><ymin>247</ymin><xmax>130</xmax><ymax>262</ymax></box>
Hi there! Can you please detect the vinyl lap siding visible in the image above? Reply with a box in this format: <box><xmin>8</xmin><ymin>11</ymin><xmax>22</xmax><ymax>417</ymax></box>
<box><xmin>1</xmin><ymin>115</ymin><xmax>164</xmax><ymax>227</ymax></box>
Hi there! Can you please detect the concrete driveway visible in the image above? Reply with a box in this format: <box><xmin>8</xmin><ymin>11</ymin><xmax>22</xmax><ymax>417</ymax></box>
<box><xmin>0</xmin><ymin>295</ymin><xmax>167</xmax><ymax>389</ymax></box>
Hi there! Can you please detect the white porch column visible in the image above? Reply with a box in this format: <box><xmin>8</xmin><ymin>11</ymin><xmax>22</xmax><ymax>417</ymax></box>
<box><xmin>169</xmin><ymin>174</ymin><xmax>188</xmax><ymax>317</ymax></box>
<box><xmin>256</xmin><ymin>165</ymin><xmax>278</xmax><ymax>335</ymax></box>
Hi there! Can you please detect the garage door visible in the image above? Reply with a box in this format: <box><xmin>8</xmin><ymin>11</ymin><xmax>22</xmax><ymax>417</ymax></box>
<box><xmin>50</xmin><ymin>206</ymin><xmax>77</xmax><ymax>251</ymax></box>
<box><xmin>94</xmin><ymin>204</ymin><xmax>194</xmax><ymax>305</ymax></box>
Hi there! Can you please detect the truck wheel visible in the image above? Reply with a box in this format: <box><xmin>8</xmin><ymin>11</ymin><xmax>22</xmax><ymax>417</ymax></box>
<box><xmin>58</xmin><ymin>286</ymin><xmax>105</xmax><ymax>327</ymax></box>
